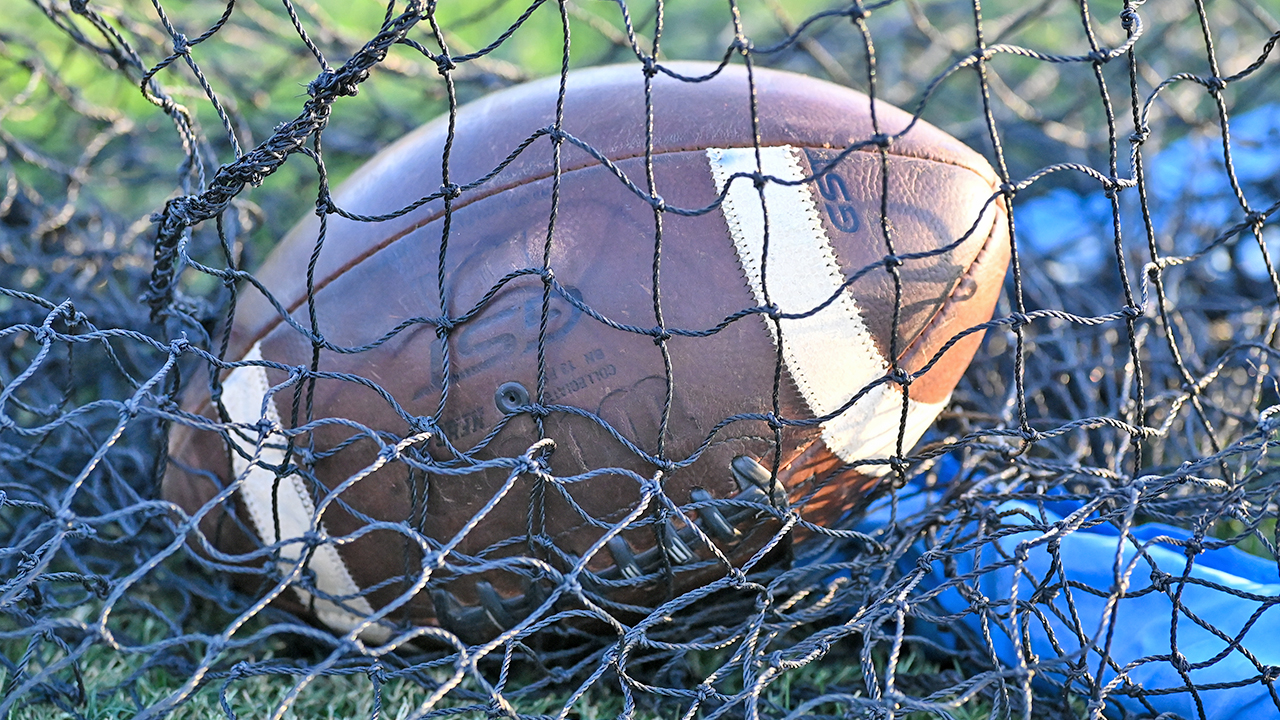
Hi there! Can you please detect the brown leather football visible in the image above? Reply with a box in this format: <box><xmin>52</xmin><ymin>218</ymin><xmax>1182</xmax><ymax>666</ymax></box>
<box><xmin>163</xmin><ymin>62</ymin><xmax>1009</xmax><ymax>644</ymax></box>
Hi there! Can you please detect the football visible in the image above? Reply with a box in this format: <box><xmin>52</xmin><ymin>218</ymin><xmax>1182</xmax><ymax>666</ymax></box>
<box><xmin>163</xmin><ymin>62</ymin><xmax>1009</xmax><ymax>643</ymax></box>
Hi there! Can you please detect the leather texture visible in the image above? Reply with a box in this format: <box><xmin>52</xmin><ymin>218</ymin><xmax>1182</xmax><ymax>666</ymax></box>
<box><xmin>164</xmin><ymin>62</ymin><xmax>1010</xmax><ymax>635</ymax></box>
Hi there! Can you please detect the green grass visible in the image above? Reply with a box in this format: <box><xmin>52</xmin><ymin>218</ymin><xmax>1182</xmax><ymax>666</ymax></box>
<box><xmin>5</xmin><ymin>606</ymin><xmax>997</xmax><ymax>720</ymax></box>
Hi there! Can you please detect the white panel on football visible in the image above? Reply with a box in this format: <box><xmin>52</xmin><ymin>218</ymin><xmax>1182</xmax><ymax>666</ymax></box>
<box><xmin>707</xmin><ymin>146</ymin><xmax>948</xmax><ymax>471</ymax></box>
<box><xmin>223</xmin><ymin>343</ymin><xmax>387</xmax><ymax>641</ymax></box>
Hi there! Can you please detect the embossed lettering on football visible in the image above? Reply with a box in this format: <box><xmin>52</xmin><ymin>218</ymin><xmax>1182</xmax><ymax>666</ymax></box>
<box><xmin>163</xmin><ymin>62</ymin><xmax>1009</xmax><ymax>643</ymax></box>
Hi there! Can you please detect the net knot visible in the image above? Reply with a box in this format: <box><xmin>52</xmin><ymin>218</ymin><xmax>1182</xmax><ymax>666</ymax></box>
<box><xmin>1000</xmin><ymin>181</ymin><xmax>1018</xmax><ymax>196</ymax></box>
<box><xmin>870</xmin><ymin>133</ymin><xmax>891</xmax><ymax>149</ymax></box>
<box><xmin>122</xmin><ymin>396</ymin><xmax>142</xmax><ymax>418</ymax></box>
<box><xmin>440</xmin><ymin>183</ymin><xmax>461</xmax><ymax>201</ymax></box>
<box><xmin>1246</xmin><ymin>210</ymin><xmax>1267</xmax><ymax>227</ymax></box>
<box><xmin>1149</xmin><ymin>569</ymin><xmax>1171</xmax><ymax>592</ymax></box>
<box><xmin>1263</xmin><ymin>666</ymin><xmax>1280</xmax><ymax>682</ymax></box>
<box><xmin>252</xmin><ymin>416</ymin><xmax>278</xmax><ymax>438</ymax></box>
<box><xmin>730</xmin><ymin>37</ymin><xmax>753</xmax><ymax>55</ymax></box>
<box><xmin>17</xmin><ymin>552</ymin><xmax>39</xmax><ymax>574</ymax></box>
<box><xmin>309</xmin><ymin>70</ymin><xmax>362</xmax><ymax>98</ymax></box>
<box><xmin>514</xmin><ymin>452</ymin><xmax>545</xmax><ymax>477</ymax></box>
<box><xmin>434</xmin><ymin>317</ymin><xmax>456</xmax><ymax>337</ymax></box>
<box><xmin>561</xmin><ymin>576</ymin><xmax>584</xmax><ymax>598</ymax></box>
<box><xmin>366</xmin><ymin>663</ymin><xmax>389</xmax><ymax>685</ymax></box>
<box><xmin>378</xmin><ymin>443</ymin><xmax>402</xmax><ymax>463</ymax></box>
<box><xmin>434</xmin><ymin>54</ymin><xmax>457</xmax><ymax>75</ymax></box>
<box><xmin>171</xmin><ymin>32</ymin><xmax>191</xmax><ymax>56</ymax></box>
<box><xmin>227</xmin><ymin>661</ymin><xmax>253</xmax><ymax>681</ymax></box>
<box><xmin>410</xmin><ymin>416</ymin><xmax>439</xmax><ymax>436</ymax></box>
<box><xmin>31</xmin><ymin>325</ymin><xmax>53</xmax><ymax>345</ymax></box>
<box><xmin>640</xmin><ymin>56</ymin><xmax>658</xmax><ymax>78</ymax></box>
<box><xmin>1204</xmin><ymin>75</ymin><xmax>1226</xmax><ymax>93</ymax></box>
<box><xmin>86</xmin><ymin>574</ymin><xmax>110</xmax><ymax>598</ymax></box>
<box><xmin>1012</xmin><ymin>543</ymin><xmax>1031</xmax><ymax>563</ymax></box>
<box><xmin>883</xmin><ymin>253</ymin><xmax>902</xmax><ymax>269</ymax></box>
<box><xmin>751</xmin><ymin>172</ymin><xmax>767</xmax><ymax>190</ymax></box>
<box><xmin>844</xmin><ymin>4</ymin><xmax>867</xmax><ymax>21</ymax></box>
<box><xmin>69</xmin><ymin>0</ymin><xmax>89</xmax><ymax>13</ymax></box>
<box><xmin>1170</xmin><ymin>651</ymin><xmax>1191</xmax><ymax>673</ymax></box>
<box><xmin>1120</xmin><ymin>6</ymin><xmax>1140</xmax><ymax>31</ymax></box>
<box><xmin>650</xmin><ymin>194</ymin><xmax>666</xmax><ymax>212</ymax></box>
<box><xmin>1087</xmin><ymin>49</ymin><xmax>1109</xmax><ymax>65</ymax></box>
<box><xmin>917</xmin><ymin>549</ymin><xmax>941</xmax><ymax>569</ymax></box>
<box><xmin>889</xmin><ymin>366</ymin><xmax>911</xmax><ymax>387</ymax></box>
<box><xmin>1130</xmin><ymin>126</ymin><xmax>1150</xmax><ymax>145</ymax></box>
<box><xmin>650</xmin><ymin>326</ymin><xmax>672</xmax><ymax>344</ymax></box>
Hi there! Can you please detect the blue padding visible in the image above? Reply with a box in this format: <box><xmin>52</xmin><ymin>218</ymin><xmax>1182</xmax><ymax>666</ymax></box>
<box><xmin>849</xmin><ymin>488</ymin><xmax>1280</xmax><ymax>717</ymax></box>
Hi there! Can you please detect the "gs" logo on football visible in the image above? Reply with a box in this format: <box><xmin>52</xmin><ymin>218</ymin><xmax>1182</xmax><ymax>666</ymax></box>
<box><xmin>815</xmin><ymin>168</ymin><xmax>861</xmax><ymax>234</ymax></box>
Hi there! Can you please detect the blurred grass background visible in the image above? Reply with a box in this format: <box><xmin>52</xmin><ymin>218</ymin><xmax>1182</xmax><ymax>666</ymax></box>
<box><xmin>5</xmin><ymin>0</ymin><xmax>1278</xmax><ymax>281</ymax></box>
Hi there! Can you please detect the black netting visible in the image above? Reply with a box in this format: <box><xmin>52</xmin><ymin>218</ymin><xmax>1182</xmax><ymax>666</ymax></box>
<box><xmin>4</xmin><ymin>1</ymin><xmax>1280</xmax><ymax>718</ymax></box>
